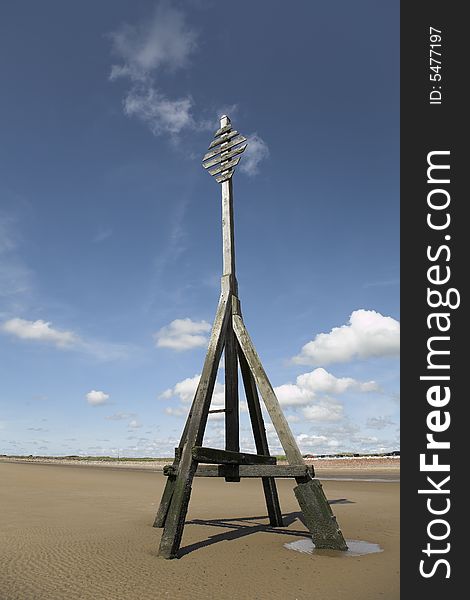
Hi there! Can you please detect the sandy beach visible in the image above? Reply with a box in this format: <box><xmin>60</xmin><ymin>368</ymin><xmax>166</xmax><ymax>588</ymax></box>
<box><xmin>0</xmin><ymin>460</ymin><xmax>399</xmax><ymax>600</ymax></box>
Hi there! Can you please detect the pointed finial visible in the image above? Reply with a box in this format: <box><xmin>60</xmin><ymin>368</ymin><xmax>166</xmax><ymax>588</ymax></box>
<box><xmin>220</xmin><ymin>115</ymin><xmax>231</xmax><ymax>127</ymax></box>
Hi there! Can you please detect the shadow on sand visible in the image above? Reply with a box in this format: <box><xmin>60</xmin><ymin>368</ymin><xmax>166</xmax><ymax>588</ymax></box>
<box><xmin>179</xmin><ymin>499</ymin><xmax>353</xmax><ymax>557</ymax></box>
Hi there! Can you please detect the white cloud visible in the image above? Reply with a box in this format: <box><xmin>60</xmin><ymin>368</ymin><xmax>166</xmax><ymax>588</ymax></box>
<box><xmin>239</xmin><ymin>133</ymin><xmax>270</xmax><ymax>176</ymax></box>
<box><xmin>128</xmin><ymin>419</ymin><xmax>142</xmax><ymax>429</ymax></box>
<box><xmin>293</xmin><ymin>309</ymin><xmax>400</xmax><ymax>366</ymax></box>
<box><xmin>86</xmin><ymin>390</ymin><xmax>110</xmax><ymax>406</ymax></box>
<box><xmin>274</xmin><ymin>367</ymin><xmax>377</xmax><ymax>407</ymax></box>
<box><xmin>296</xmin><ymin>367</ymin><xmax>378</xmax><ymax>394</ymax></box>
<box><xmin>160</xmin><ymin>373</ymin><xmax>225</xmax><ymax>419</ymax></box>
<box><xmin>154</xmin><ymin>318</ymin><xmax>211</xmax><ymax>351</ymax></box>
<box><xmin>1</xmin><ymin>318</ymin><xmax>78</xmax><ymax>347</ymax></box>
<box><xmin>301</xmin><ymin>399</ymin><xmax>344</xmax><ymax>422</ymax></box>
<box><xmin>160</xmin><ymin>374</ymin><xmax>200</xmax><ymax>403</ymax></box>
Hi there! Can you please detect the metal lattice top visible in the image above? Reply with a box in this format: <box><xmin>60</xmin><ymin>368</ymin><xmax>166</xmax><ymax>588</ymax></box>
<box><xmin>202</xmin><ymin>116</ymin><xmax>247</xmax><ymax>183</ymax></box>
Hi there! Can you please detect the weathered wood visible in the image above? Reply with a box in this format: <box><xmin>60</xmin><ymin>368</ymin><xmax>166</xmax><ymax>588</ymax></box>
<box><xmin>164</xmin><ymin>464</ymin><xmax>314</xmax><ymax>478</ymax></box>
<box><xmin>203</xmin><ymin>136</ymin><xmax>247</xmax><ymax>162</ymax></box>
<box><xmin>153</xmin><ymin>475</ymin><xmax>177</xmax><ymax>527</ymax></box>
<box><xmin>208</xmin><ymin>408</ymin><xmax>229</xmax><ymax>414</ymax></box>
<box><xmin>214</xmin><ymin>122</ymin><xmax>232</xmax><ymax>137</ymax></box>
<box><xmin>294</xmin><ymin>479</ymin><xmax>348</xmax><ymax>551</ymax></box>
<box><xmin>224</xmin><ymin>314</ymin><xmax>240</xmax><ymax>481</ymax></box>
<box><xmin>153</xmin><ymin>389</ymin><xmax>199</xmax><ymax>527</ymax></box>
<box><xmin>215</xmin><ymin>169</ymin><xmax>234</xmax><ymax>184</ymax></box>
<box><xmin>222</xmin><ymin>178</ymin><xmax>237</xmax><ymax>279</ymax></box>
<box><xmin>209</xmin><ymin>156</ymin><xmax>241</xmax><ymax>176</ymax></box>
<box><xmin>233</xmin><ymin>314</ymin><xmax>305</xmax><ymax>466</ymax></box>
<box><xmin>238</xmin><ymin>340</ymin><xmax>283</xmax><ymax>526</ymax></box>
<box><xmin>157</xmin><ymin>291</ymin><xmax>231</xmax><ymax>559</ymax></box>
<box><xmin>203</xmin><ymin>143</ymin><xmax>247</xmax><ymax>169</ymax></box>
<box><xmin>192</xmin><ymin>446</ymin><xmax>276</xmax><ymax>465</ymax></box>
<box><xmin>209</xmin><ymin>129</ymin><xmax>239</xmax><ymax>149</ymax></box>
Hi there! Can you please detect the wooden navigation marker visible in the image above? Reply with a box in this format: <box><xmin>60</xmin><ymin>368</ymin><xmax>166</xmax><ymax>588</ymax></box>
<box><xmin>154</xmin><ymin>115</ymin><xmax>348</xmax><ymax>558</ymax></box>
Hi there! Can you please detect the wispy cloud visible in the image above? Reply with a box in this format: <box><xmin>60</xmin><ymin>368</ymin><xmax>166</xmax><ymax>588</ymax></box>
<box><xmin>239</xmin><ymin>134</ymin><xmax>270</xmax><ymax>176</ymax></box>
<box><xmin>107</xmin><ymin>4</ymin><xmax>268</xmax><ymax>175</ymax></box>
<box><xmin>0</xmin><ymin>212</ymin><xmax>32</xmax><ymax>301</ymax></box>
<box><xmin>109</xmin><ymin>3</ymin><xmax>199</xmax><ymax>138</ymax></box>
<box><xmin>154</xmin><ymin>318</ymin><xmax>211</xmax><ymax>351</ymax></box>
<box><xmin>364</xmin><ymin>278</ymin><xmax>399</xmax><ymax>288</ymax></box>
<box><xmin>105</xmin><ymin>412</ymin><xmax>136</xmax><ymax>421</ymax></box>
<box><xmin>86</xmin><ymin>390</ymin><xmax>110</xmax><ymax>406</ymax></box>
<box><xmin>1</xmin><ymin>318</ymin><xmax>78</xmax><ymax>347</ymax></box>
<box><xmin>292</xmin><ymin>309</ymin><xmax>400</xmax><ymax>366</ymax></box>
<box><xmin>366</xmin><ymin>416</ymin><xmax>395</xmax><ymax>430</ymax></box>
<box><xmin>92</xmin><ymin>228</ymin><xmax>113</xmax><ymax>243</ymax></box>
<box><xmin>1</xmin><ymin>317</ymin><xmax>131</xmax><ymax>361</ymax></box>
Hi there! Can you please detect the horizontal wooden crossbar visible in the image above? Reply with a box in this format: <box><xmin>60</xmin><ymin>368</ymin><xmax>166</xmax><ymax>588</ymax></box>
<box><xmin>192</xmin><ymin>446</ymin><xmax>276</xmax><ymax>465</ymax></box>
<box><xmin>163</xmin><ymin>464</ymin><xmax>314</xmax><ymax>478</ymax></box>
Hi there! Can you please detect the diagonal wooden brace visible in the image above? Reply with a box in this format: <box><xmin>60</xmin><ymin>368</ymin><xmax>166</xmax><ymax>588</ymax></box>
<box><xmin>157</xmin><ymin>291</ymin><xmax>231</xmax><ymax>558</ymax></box>
<box><xmin>233</xmin><ymin>313</ymin><xmax>347</xmax><ymax>551</ymax></box>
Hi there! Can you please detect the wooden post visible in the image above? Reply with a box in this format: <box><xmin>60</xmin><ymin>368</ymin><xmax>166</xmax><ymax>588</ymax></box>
<box><xmin>237</xmin><ymin>337</ymin><xmax>283</xmax><ymax>527</ymax></box>
<box><xmin>219</xmin><ymin>115</ymin><xmax>240</xmax><ymax>480</ymax></box>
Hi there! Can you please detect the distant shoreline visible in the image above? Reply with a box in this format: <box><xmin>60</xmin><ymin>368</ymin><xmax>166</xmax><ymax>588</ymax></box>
<box><xmin>0</xmin><ymin>454</ymin><xmax>400</xmax><ymax>476</ymax></box>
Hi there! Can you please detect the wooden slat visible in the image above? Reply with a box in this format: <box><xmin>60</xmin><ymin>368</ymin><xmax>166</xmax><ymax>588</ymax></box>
<box><xmin>215</xmin><ymin>170</ymin><xmax>234</xmax><ymax>183</ymax></box>
<box><xmin>192</xmin><ymin>446</ymin><xmax>276</xmax><ymax>465</ymax></box>
<box><xmin>209</xmin><ymin>129</ymin><xmax>239</xmax><ymax>149</ymax></box>
<box><xmin>203</xmin><ymin>135</ymin><xmax>247</xmax><ymax>162</ymax></box>
<box><xmin>203</xmin><ymin>143</ymin><xmax>247</xmax><ymax>169</ymax></box>
<box><xmin>214</xmin><ymin>123</ymin><xmax>232</xmax><ymax>137</ymax></box>
<box><xmin>209</xmin><ymin>156</ymin><xmax>241</xmax><ymax>176</ymax></box>
<box><xmin>163</xmin><ymin>464</ymin><xmax>314</xmax><ymax>478</ymax></box>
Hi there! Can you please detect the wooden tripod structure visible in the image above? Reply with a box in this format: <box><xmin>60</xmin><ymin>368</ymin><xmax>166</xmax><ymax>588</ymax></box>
<box><xmin>154</xmin><ymin>115</ymin><xmax>347</xmax><ymax>559</ymax></box>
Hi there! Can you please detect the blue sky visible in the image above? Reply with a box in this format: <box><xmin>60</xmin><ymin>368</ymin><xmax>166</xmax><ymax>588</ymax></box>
<box><xmin>0</xmin><ymin>0</ymin><xmax>399</xmax><ymax>457</ymax></box>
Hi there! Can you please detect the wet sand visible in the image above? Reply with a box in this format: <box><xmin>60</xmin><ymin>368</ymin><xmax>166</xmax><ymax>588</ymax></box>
<box><xmin>0</xmin><ymin>462</ymin><xmax>399</xmax><ymax>600</ymax></box>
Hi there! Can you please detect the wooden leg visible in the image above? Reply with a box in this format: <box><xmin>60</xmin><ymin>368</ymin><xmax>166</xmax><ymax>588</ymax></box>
<box><xmin>294</xmin><ymin>479</ymin><xmax>348</xmax><ymax>551</ymax></box>
<box><xmin>158</xmin><ymin>292</ymin><xmax>231</xmax><ymax>559</ymax></box>
<box><xmin>224</xmin><ymin>311</ymin><xmax>240</xmax><ymax>481</ymax></box>
<box><xmin>154</xmin><ymin>384</ymin><xmax>200</xmax><ymax>527</ymax></box>
<box><xmin>153</xmin><ymin>476</ymin><xmax>177</xmax><ymax>527</ymax></box>
<box><xmin>238</xmin><ymin>341</ymin><xmax>283</xmax><ymax>526</ymax></box>
<box><xmin>233</xmin><ymin>314</ymin><xmax>347</xmax><ymax>550</ymax></box>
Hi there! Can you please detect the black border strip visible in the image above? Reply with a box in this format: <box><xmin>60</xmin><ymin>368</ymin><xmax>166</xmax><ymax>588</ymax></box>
<box><xmin>401</xmin><ymin>1</ymin><xmax>464</xmax><ymax>595</ymax></box>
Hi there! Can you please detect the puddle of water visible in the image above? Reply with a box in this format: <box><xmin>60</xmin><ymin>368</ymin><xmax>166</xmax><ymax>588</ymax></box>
<box><xmin>284</xmin><ymin>538</ymin><xmax>383</xmax><ymax>557</ymax></box>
